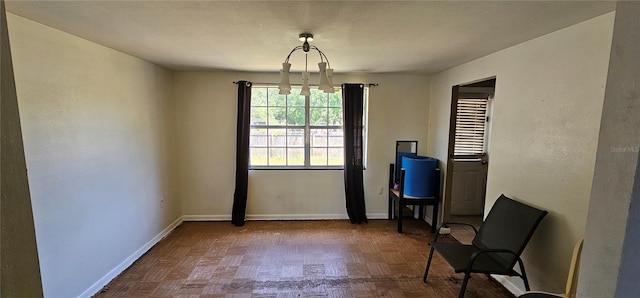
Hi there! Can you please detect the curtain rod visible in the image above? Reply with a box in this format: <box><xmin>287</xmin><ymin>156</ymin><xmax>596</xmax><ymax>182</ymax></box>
<box><xmin>233</xmin><ymin>81</ymin><xmax>379</xmax><ymax>87</ymax></box>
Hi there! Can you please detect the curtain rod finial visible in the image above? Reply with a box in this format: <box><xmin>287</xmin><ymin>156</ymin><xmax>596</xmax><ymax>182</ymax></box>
<box><xmin>233</xmin><ymin>81</ymin><xmax>252</xmax><ymax>87</ymax></box>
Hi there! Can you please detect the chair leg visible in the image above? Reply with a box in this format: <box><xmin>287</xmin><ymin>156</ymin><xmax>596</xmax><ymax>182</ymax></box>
<box><xmin>517</xmin><ymin>258</ymin><xmax>531</xmax><ymax>291</ymax></box>
<box><xmin>423</xmin><ymin>246</ymin><xmax>435</xmax><ymax>282</ymax></box>
<box><xmin>459</xmin><ymin>272</ymin><xmax>471</xmax><ymax>298</ymax></box>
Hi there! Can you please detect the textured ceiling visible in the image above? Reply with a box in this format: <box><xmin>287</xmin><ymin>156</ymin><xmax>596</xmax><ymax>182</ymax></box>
<box><xmin>6</xmin><ymin>1</ymin><xmax>616</xmax><ymax>74</ymax></box>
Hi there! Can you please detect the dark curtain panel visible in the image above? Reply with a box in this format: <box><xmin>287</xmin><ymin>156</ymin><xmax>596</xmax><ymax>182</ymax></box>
<box><xmin>342</xmin><ymin>83</ymin><xmax>368</xmax><ymax>224</ymax></box>
<box><xmin>231</xmin><ymin>81</ymin><xmax>252</xmax><ymax>226</ymax></box>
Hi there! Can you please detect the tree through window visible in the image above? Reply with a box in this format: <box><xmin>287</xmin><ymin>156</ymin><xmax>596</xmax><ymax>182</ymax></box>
<box><xmin>249</xmin><ymin>86</ymin><xmax>347</xmax><ymax>168</ymax></box>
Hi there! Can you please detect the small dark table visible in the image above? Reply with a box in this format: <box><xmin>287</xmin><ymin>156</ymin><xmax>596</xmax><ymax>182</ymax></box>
<box><xmin>388</xmin><ymin>163</ymin><xmax>440</xmax><ymax>233</ymax></box>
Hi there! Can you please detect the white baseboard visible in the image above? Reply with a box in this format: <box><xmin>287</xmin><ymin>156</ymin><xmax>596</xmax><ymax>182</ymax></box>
<box><xmin>365</xmin><ymin>213</ymin><xmax>388</xmax><ymax>219</ymax></box>
<box><xmin>78</xmin><ymin>216</ymin><xmax>183</xmax><ymax>298</ymax></box>
<box><xmin>183</xmin><ymin>213</ymin><xmax>388</xmax><ymax>221</ymax></box>
<box><xmin>247</xmin><ymin>214</ymin><xmax>350</xmax><ymax>220</ymax></box>
<box><xmin>182</xmin><ymin>214</ymin><xmax>231</xmax><ymax>221</ymax></box>
<box><xmin>491</xmin><ymin>275</ymin><xmax>525</xmax><ymax>296</ymax></box>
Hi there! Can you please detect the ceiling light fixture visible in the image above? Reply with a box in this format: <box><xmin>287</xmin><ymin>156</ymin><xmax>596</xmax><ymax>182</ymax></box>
<box><xmin>278</xmin><ymin>33</ymin><xmax>334</xmax><ymax>95</ymax></box>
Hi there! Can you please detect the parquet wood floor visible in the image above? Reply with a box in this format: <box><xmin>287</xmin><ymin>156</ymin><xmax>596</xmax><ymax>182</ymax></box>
<box><xmin>94</xmin><ymin>219</ymin><xmax>514</xmax><ymax>297</ymax></box>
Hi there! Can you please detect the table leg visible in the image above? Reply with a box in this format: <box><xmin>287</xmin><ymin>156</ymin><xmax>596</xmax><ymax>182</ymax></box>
<box><xmin>388</xmin><ymin>195</ymin><xmax>393</xmax><ymax>219</ymax></box>
<box><xmin>397</xmin><ymin>200</ymin><xmax>403</xmax><ymax>233</ymax></box>
<box><xmin>431</xmin><ymin>202</ymin><xmax>438</xmax><ymax>233</ymax></box>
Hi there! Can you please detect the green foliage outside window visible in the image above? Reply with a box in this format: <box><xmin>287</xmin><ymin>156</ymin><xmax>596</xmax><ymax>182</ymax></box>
<box><xmin>249</xmin><ymin>86</ymin><xmax>345</xmax><ymax>167</ymax></box>
<box><xmin>251</xmin><ymin>87</ymin><xmax>342</xmax><ymax>126</ymax></box>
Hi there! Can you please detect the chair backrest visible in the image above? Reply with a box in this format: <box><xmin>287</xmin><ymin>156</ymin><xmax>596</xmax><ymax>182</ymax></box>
<box><xmin>472</xmin><ymin>194</ymin><xmax>548</xmax><ymax>269</ymax></box>
<box><xmin>565</xmin><ymin>239</ymin><xmax>583</xmax><ymax>298</ymax></box>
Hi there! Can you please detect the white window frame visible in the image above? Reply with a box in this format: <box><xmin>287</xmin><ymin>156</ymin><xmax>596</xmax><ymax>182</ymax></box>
<box><xmin>453</xmin><ymin>96</ymin><xmax>489</xmax><ymax>157</ymax></box>
<box><xmin>249</xmin><ymin>85</ymin><xmax>368</xmax><ymax>170</ymax></box>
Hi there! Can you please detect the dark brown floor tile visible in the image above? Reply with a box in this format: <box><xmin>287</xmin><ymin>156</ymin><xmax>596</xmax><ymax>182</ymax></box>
<box><xmin>93</xmin><ymin>220</ymin><xmax>514</xmax><ymax>298</ymax></box>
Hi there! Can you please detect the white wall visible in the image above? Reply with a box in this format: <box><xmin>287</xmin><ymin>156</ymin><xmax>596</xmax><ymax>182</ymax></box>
<box><xmin>174</xmin><ymin>71</ymin><xmax>430</xmax><ymax>220</ymax></box>
<box><xmin>427</xmin><ymin>13</ymin><xmax>614</xmax><ymax>294</ymax></box>
<box><xmin>580</xmin><ymin>2</ymin><xmax>640</xmax><ymax>297</ymax></box>
<box><xmin>1</xmin><ymin>3</ymin><xmax>43</xmax><ymax>296</ymax></box>
<box><xmin>8</xmin><ymin>14</ymin><xmax>181</xmax><ymax>297</ymax></box>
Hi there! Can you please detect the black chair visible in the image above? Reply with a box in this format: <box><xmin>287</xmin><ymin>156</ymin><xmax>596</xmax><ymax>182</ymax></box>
<box><xmin>423</xmin><ymin>194</ymin><xmax>548</xmax><ymax>298</ymax></box>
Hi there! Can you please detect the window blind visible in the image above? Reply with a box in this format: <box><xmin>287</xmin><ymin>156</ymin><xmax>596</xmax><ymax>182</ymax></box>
<box><xmin>454</xmin><ymin>98</ymin><xmax>488</xmax><ymax>156</ymax></box>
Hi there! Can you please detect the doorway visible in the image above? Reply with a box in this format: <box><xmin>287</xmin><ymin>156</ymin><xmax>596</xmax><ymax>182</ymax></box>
<box><xmin>444</xmin><ymin>78</ymin><xmax>495</xmax><ymax>240</ymax></box>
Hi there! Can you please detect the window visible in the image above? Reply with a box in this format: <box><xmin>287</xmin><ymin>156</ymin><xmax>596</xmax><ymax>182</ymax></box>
<box><xmin>250</xmin><ymin>86</ymin><xmax>358</xmax><ymax>169</ymax></box>
<box><xmin>454</xmin><ymin>97</ymin><xmax>489</xmax><ymax>156</ymax></box>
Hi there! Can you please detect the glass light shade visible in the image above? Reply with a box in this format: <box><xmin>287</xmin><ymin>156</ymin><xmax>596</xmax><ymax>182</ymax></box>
<box><xmin>325</xmin><ymin>68</ymin><xmax>335</xmax><ymax>93</ymax></box>
<box><xmin>318</xmin><ymin>62</ymin><xmax>331</xmax><ymax>92</ymax></box>
<box><xmin>300</xmin><ymin>72</ymin><xmax>311</xmax><ymax>96</ymax></box>
<box><xmin>278</xmin><ymin>62</ymin><xmax>291</xmax><ymax>94</ymax></box>
<box><xmin>279</xmin><ymin>87</ymin><xmax>291</xmax><ymax>95</ymax></box>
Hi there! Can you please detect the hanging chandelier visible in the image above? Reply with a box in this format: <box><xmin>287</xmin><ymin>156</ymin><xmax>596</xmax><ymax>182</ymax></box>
<box><xmin>278</xmin><ymin>33</ymin><xmax>334</xmax><ymax>95</ymax></box>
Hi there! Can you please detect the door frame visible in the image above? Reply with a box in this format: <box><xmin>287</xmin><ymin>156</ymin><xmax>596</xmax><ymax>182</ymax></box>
<box><xmin>442</xmin><ymin>77</ymin><xmax>496</xmax><ymax>222</ymax></box>
<box><xmin>443</xmin><ymin>85</ymin><xmax>459</xmax><ymax>222</ymax></box>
